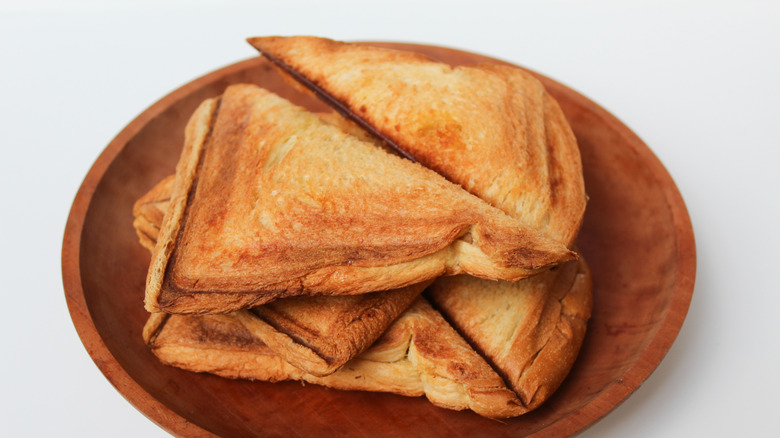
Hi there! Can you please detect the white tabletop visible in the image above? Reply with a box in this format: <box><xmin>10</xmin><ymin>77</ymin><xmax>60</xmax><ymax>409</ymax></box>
<box><xmin>2</xmin><ymin>1</ymin><xmax>779</xmax><ymax>436</ymax></box>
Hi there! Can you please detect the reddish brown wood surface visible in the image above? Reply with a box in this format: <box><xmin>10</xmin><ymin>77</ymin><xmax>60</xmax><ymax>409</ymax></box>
<box><xmin>62</xmin><ymin>43</ymin><xmax>696</xmax><ymax>437</ymax></box>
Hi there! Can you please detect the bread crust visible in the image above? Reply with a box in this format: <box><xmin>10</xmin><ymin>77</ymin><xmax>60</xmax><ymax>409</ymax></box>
<box><xmin>135</xmin><ymin>178</ymin><xmax>426</xmax><ymax>376</ymax></box>
<box><xmin>135</xmin><ymin>38</ymin><xmax>594</xmax><ymax>415</ymax></box>
<box><xmin>247</xmin><ymin>37</ymin><xmax>586</xmax><ymax>246</ymax></box>
<box><xmin>144</xmin><ymin>84</ymin><xmax>574</xmax><ymax>314</ymax></box>
<box><xmin>245</xmin><ymin>38</ymin><xmax>592</xmax><ymax>411</ymax></box>
<box><xmin>144</xmin><ymin>297</ymin><xmax>529</xmax><ymax>418</ymax></box>
<box><xmin>233</xmin><ymin>283</ymin><xmax>428</xmax><ymax>376</ymax></box>
<box><xmin>428</xmin><ymin>258</ymin><xmax>592</xmax><ymax>410</ymax></box>
<box><xmin>136</xmin><ymin>178</ymin><xmax>533</xmax><ymax>417</ymax></box>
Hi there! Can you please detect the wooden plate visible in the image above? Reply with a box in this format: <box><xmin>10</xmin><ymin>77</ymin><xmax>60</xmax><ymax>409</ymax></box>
<box><xmin>62</xmin><ymin>43</ymin><xmax>695</xmax><ymax>437</ymax></box>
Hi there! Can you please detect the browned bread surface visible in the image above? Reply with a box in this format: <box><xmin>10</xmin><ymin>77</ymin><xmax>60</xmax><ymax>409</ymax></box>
<box><xmin>428</xmin><ymin>258</ymin><xmax>592</xmax><ymax>410</ymax></box>
<box><xmin>134</xmin><ymin>178</ymin><xmax>425</xmax><ymax>376</ymax></box>
<box><xmin>145</xmin><ymin>84</ymin><xmax>574</xmax><ymax>313</ymax></box>
<box><xmin>244</xmin><ymin>37</ymin><xmax>592</xmax><ymax>411</ymax></box>
<box><xmin>130</xmin><ymin>110</ymin><xmax>368</xmax><ymax>252</ymax></box>
<box><xmin>247</xmin><ymin>36</ymin><xmax>586</xmax><ymax>246</ymax></box>
<box><xmin>234</xmin><ymin>282</ymin><xmax>428</xmax><ymax>376</ymax></box>
<box><xmin>143</xmin><ymin>297</ymin><xmax>528</xmax><ymax>419</ymax></box>
<box><xmin>135</xmin><ymin>178</ymin><xmax>592</xmax><ymax>416</ymax></box>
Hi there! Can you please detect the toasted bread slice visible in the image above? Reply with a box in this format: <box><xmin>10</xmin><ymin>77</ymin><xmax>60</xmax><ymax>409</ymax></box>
<box><xmin>145</xmin><ymin>84</ymin><xmax>574</xmax><ymax>313</ymax></box>
<box><xmin>247</xmin><ymin>36</ymin><xmax>586</xmax><ymax>245</ymax></box>
<box><xmin>131</xmin><ymin>113</ymin><xmax>374</xmax><ymax>254</ymax></box>
<box><xmin>134</xmin><ymin>177</ymin><xmax>426</xmax><ymax>376</ymax></box>
<box><xmin>245</xmin><ymin>37</ymin><xmax>592</xmax><ymax>409</ymax></box>
<box><xmin>143</xmin><ymin>297</ymin><xmax>528</xmax><ymax>419</ymax></box>
<box><xmin>429</xmin><ymin>259</ymin><xmax>592</xmax><ymax>410</ymax></box>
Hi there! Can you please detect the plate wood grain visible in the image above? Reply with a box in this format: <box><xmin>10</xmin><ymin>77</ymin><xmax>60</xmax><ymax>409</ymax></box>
<box><xmin>62</xmin><ymin>42</ymin><xmax>695</xmax><ymax>437</ymax></box>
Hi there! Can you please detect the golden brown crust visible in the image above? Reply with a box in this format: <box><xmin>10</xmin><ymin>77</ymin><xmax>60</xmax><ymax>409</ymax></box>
<box><xmin>135</xmin><ymin>38</ymin><xmax>592</xmax><ymax>416</ymax></box>
<box><xmin>144</xmin><ymin>84</ymin><xmax>573</xmax><ymax>314</ymax></box>
<box><xmin>316</xmin><ymin>111</ymin><xmax>380</xmax><ymax>145</ymax></box>
<box><xmin>145</xmin><ymin>97</ymin><xmax>218</xmax><ymax>313</ymax></box>
<box><xmin>247</xmin><ymin>37</ymin><xmax>586</xmax><ymax>246</ymax></box>
<box><xmin>130</xmin><ymin>111</ymin><xmax>377</xmax><ymax>253</ymax></box>
<box><xmin>427</xmin><ymin>258</ymin><xmax>592</xmax><ymax>410</ymax></box>
<box><xmin>246</xmin><ymin>37</ymin><xmax>591</xmax><ymax>410</ymax></box>
<box><xmin>134</xmin><ymin>179</ymin><xmax>427</xmax><ymax>376</ymax></box>
<box><xmin>233</xmin><ymin>281</ymin><xmax>428</xmax><ymax>376</ymax></box>
<box><xmin>511</xmin><ymin>259</ymin><xmax>592</xmax><ymax>408</ymax></box>
<box><xmin>134</xmin><ymin>151</ymin><xmax>589</xmax><ymax>417</ymax></box>
<box><xmin>145</xmin><ymin>297</ymin><xmax>528</xmax><ymax>418</ymax></box>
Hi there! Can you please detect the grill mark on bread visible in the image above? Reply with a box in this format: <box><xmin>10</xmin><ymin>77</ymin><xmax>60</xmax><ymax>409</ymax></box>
<box><xmin>543</xmin><ymin>95</ymin><xmax>558</xmax><ymax>220</ymax></box>
<box><xmin>245</xmin><ymin>285</ymin><xmax>425</xmax><ymax>375</ymax></box>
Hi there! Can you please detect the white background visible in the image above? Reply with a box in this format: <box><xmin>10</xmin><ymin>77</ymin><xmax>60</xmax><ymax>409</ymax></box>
<box><xmin>1</xmin><ymin>1</ymin><xmax>779</xmax><ymax>436</ymax></box>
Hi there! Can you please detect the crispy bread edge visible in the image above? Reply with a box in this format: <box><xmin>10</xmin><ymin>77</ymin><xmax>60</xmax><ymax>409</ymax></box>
<box><xmin>144</xmin><ymin>297</ymin><xmax>529</xmax><ymax>418</ymax></box>
<box><xmin>234</xmin><ymin>282</ymin><xmax>427</xmax><ymax>377</ymax></box>
<box><xmin>144</xmin><ymin>98</ymin><xmax>219</xmax><ymax>312</ymax></box>
<box><xmin>134</xmin><ymin>176</ymin><xmax>426</xmax><ymax>376</ymax></box>
<box><xmin>406</xmin><ymin>298</ymin><xmax>528</xmax><ymax>418</ymax></box>
<box><xmin>513</xmin><ymin>257</ymin><xmax>593</xmax><ymax>410</ymax></box>
<box><xmin>541</xmin><ymin>91</ymin><xmax>588</xmax><ymax>248</ymax></box>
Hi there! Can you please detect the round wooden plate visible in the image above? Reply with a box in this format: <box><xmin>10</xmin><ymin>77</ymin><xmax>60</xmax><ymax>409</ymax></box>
<box><xmin>62</xmin><ymin>43</ymin><xmax>695</xmax><ymax>437</ymax></box>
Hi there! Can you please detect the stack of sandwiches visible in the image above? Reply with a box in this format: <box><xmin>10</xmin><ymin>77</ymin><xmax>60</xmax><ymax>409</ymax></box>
<box><xmin>134</xmin><ymin>37</ymin><xmax>593</xmax><ymax>419</ymax></box>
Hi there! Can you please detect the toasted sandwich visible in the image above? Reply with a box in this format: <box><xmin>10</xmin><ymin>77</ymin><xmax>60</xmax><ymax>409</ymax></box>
<box><xmin>135</xmin><ymin>176</ymin><xmax>426</xmax><ymax>376</ymax></box>
<box><xmin>145</xmin><ymin>84</ymin><xmax>574</xmax><ymax>314</ymax></box>
<box><xmin>131</xmin><ymin>112</ymin><xmax>375</xmax><ymax>254</ymax></box>
<box><xmin>246</xmin><ymin>36</ymin><xmax>586</xmax><ymax>244</ymax></box>
<box><xmin>428</xmin><ymin>261</ymin><xmax>592</xmax><ymax>410</ymax></box>
<box><xmin>245</xmin><ymin>37</ymin><xmax>591</xmax><ymax>408</ymax></box>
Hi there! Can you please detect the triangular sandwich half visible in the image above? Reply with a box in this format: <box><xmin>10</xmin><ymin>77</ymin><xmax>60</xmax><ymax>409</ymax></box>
<box><xmin>429</xmin><ymin>260</ymin><xmax>592</xmax><ymax>410</ymax></box>
<box><xmin>245</xmin><ymin>37</ymin><xmax>591</xmax><ymax>409</ymax></box>
<box><xmin>135</xmin><ymin>176</ymin><xmax>427</xmax><ymax>376</ymax></box>
<box><xmin>131</xmin><ymin>112</ymin><xmax>373</xmax><ymax>254</ymax></box>
<box><xmin>145</xmin><ymin>84</ymin><xmax>574</xmax><ymax>314</ymax></box>
<box><xmin>247</xmin><ymin>37</ymin><xmax>586</xmax><ymax>243</ymax></box>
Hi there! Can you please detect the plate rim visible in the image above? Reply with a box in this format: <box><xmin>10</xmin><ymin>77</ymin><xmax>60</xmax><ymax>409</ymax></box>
<box><xmin>62</xmin><ymin>42</ymin><xmax>696</xmax><ymax>438</ymax></box>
